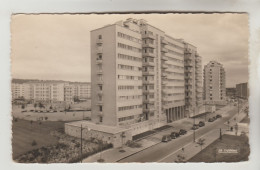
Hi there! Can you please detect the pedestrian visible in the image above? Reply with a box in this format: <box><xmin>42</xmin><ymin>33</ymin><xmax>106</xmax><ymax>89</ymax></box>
<box><xmin>182</xmin><ymin>147</ymin><xmax>184</xmax><ymax>152</ymax></box>
<box><xmin>231</xmin><ymin>126</ymin><xmax>233</xmax><ymax>131</ymax></box>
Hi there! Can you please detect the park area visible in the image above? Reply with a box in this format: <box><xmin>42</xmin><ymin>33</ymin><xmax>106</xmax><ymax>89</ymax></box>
<box><xmin>12</xmin><ymin>118</ymin><xmax>112</xmax><ymax>163</ymax></box>
<box><xmin>188</xmin><ymin>134</ymin><xmax>250</xmax><ymax>162</ymax></box>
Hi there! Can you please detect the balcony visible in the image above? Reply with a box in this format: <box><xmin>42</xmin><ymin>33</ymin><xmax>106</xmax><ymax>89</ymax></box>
<box><xmin>97</xmin><ymin>48</ymin><xmax>103</xmax><ymax>54</ymax></box>
<box><xmin>143</xmin><ymin>61</ymin><xmax>155</xmax><ymax>67</ymax></box>
<box><xmin>162</xmin><ymin>80</ymin><xmax>168</xmax><ymax>85</ymax></box>
<box><xmin>97</xmin><ymin>70</ymin><xmax>103</xmax><ymax>75</ymax></box>
<box><xmin>185</xmin><ymin>61</ymin><xmax>192</xmax><ymax>67</ymax></box>
<box><xmin>143</xmin><ymin>79</ymin><xmax>154</xmax><ymax>84</ymax></box>
<box><xmin>162</xmin><ymin>89</ymin><xmax>168</xmax><ymax>94</ymax></box>
<box><xmin>143</xmin><ymin>42</ymin><xmax>155</xmax><ymax>49</ymax></box>
<box><xmin>97</xmin><ymin>111</ymin><xmax>103</xmax><ymax>117</ymax></box>
<box><xmin>143</xmin><ymin>70</ymin><xmax>155</xmax><ymax>76</ymax></box>
<box><xmin>96</xmin><ymin>100</ymin><xmax>103</xmax><ymax>105</ymax></box>
<box><xmin>96</xmin><ymin>59</ymin><xmax>103</xmax><ymax>64</ymax></box>
<box><xmin>162</xmin><ymin>63</ymin><xmax>168</xmax><ymax>69</ymax></box>
<box><xmin>162</xmin><ymin>72</ymin><xmax>167</xmax><ymax>77</ymax></box>
<box><xmin>161</xmin><ymin>47</ymin><xmax>168</xmax><ymax>53</ymax></box>
<box><xmin>143</xmin><ymin>89</ymin><xmax>155</xmax><ymax>94</ymax></box>
<box><xmin>185</xmin><ymin>68</ymin><xmax>192</xmax><ymax>73</ymax></box>
<box><xmin>97</xmin><ymin>90</ymin><xmax>103</xmax><ymax>96</ymax></box>
<box><xmin>143</xmin><ymin>98</ymin><xmax>155</xmax><ymax>104</ymax></box>
<box><xmin>143</xmin><ymin>107</ymin><xmax>155</xmax><ymax>113</ymax></box>
<box><xmin>143</xmin><ymin>52</ymin><xmax>155</xmax><ymax>58</ymax></box>
<box><xmin>186</xmin><ymin>81</ymin><xmax>192</xmax><ymax>86</ymax></box>
<box><xmin>142</xmin><ymin>34</ymin><xmax>156</xmax><ymax>40</ymax></box>
<box><xmin>96</xmin><ymin>39</ymin><xmax>103</xmax><ymax>44</ymax></box>
<box><xmin>161</xmin><ymin>39</ymin><xmax>168</xmax><ymax>45</ymax></box>
<box><xmin>97</xmin><ymin>80</ymin><xmax>103</xmax><ymax>85</ymax></box>
<box><xmin>161</xmin><ymin>55</ymin><xmax>168</xmax><ymax>61</ymax></box>
<box><xmin>185</xmin><ymin>48</ymin><xmax>192</xmax><ymax>54</ymax></box>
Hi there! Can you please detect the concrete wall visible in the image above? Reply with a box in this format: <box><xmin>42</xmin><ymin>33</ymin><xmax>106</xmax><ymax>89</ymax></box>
<box><xmin>65</xmin><ymin>123</ymin><xmax>132</xmax><ymax>148</ymax></box>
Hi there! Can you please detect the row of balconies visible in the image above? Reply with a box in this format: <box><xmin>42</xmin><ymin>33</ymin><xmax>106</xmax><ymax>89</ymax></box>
<box><xmin>143</xmin><ymin>42</ymin><xmax>155</xmax><ymax>49</ymax></box>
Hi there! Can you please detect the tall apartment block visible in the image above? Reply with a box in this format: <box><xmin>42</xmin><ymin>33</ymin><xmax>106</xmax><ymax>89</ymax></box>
<box><xmin>91</xmin><ymin>18</ymin><xmax>203</xmax><ymax>136</ymax></box>
<box><xmin>203</xmin><ymin>61</ymin><xmax>226</xmax><ymax>104</ymax></box>
<box><xmin>184</xmin><ymin>44</ymin><xmax>203</xmax><ymax>117</ymax></box>
<box><xmin>236</xmin><ymin>82</ymin><xmax>249</xmax><ymax>99</ymax></box>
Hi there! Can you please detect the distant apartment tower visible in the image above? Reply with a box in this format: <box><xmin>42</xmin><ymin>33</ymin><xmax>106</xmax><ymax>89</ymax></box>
<box><xmin>12</xmin><ymin>80</ymin><xmax>91</xmax><ymax>103</ymax></box>
<box><xmin>70</xmin><ymin>82</ymin><xmax>91</xmax><ymax>99</ymax></box>
<box><xmin>11</xmin><ymin>83</ymin><xmax>33</xmax><ymax>100</ymax></box>
<box><xmin>184</xmin><ymin>44</ymin><xmax>203</xmax><ymax>117</ymax></box>
<box><xmin>203</xmin><ymin>61</ymin><xmax>226</xmax><ymax>103</ymax></box>
<box><xmin>91</xmin><ymin>18</ymin><xmax>203</xmax><ymax>136</ymax></box>
<box><xmin>33</xmin><ymin>82</ymin><xmax>65</xmax><ymax>103</ymax></box>
<box><xmin>236</xmin><ymin>82</ymin><xmax>249</xmax><ymax>99</ymax></box>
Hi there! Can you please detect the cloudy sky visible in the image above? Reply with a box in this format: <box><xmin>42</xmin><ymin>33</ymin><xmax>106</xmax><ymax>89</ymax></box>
<box><xmin>11</xmin><ymin>13</ymin><xmax>248</xmax><ymax>87</ymax></box>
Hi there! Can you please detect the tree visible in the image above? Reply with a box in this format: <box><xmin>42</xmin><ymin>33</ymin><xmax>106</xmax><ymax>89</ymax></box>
<box><xmin>197</xmin><ymin>138</ymin><xmax>206</xmax><ymax>151</ymax></box>
<box><xmin>39</xmin><ymin>102</ymin><xmax>44</xmax><ymax>110</ymax></box>
<box><xmin>34</xmin><ymin>103</ymin><xmax>37</xmax><ymax>111</ymax></box>
<box><xmin>21</xmin><ymin>104</ymin><xmax>25</xmax><ymax>109</ymax></box>
<box><xmin>49</xmin><ymin>105</ymin><xmax>53</xmax><ymax>110</ymax></box>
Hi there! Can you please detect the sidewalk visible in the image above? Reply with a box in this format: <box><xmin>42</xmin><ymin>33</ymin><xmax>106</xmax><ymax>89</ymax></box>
<box><xmin>82</xmin><ymin>104</ymin><xmax>239</xmax><ymax>163</ymax></box>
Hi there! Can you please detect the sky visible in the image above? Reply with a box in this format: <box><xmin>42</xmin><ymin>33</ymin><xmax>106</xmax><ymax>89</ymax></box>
<box><xmin>11</xmin><ymin>13</ymin><xmax>249</xmax><ymax>87</ymax></box>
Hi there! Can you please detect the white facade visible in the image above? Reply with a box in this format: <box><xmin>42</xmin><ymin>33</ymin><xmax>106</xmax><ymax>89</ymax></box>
<box><xmin>90</xmin><ymin>18</ymin><xmax>203</xmax><ymax>136</ymax></box>
<box><xmin>203</xmin><ymin>61</ymin><xmax>226</xmax><ymax>103</ymax></box>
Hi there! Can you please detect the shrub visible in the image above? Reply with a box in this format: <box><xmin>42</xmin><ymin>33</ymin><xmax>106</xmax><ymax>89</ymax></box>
<box><xmin>32</xmin><ymin>140</ymin><xmax>37</xmax><ymax>146</ymax></box>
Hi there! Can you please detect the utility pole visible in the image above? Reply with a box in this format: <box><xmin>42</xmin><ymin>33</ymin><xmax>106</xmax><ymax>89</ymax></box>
<box><xmin>80</xmin><ymin>124</ymin><xmax>83</xmax><ymax>163</ymax></box>
<box><xmin>193</xmin><ymin>129</ymin><xmax>195</xmax><ymax>142</ymax></box>
<box><xmin>237</xmin><ymin>96</ymin><xmax>239</xmax><ymax>115</ymax></box>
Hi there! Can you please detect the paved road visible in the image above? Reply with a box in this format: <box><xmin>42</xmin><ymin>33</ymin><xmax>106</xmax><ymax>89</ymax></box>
<box><xmin>118</xmin><ymin>106</ymin><xmax>239</xmax><ymax>163</ymax></box>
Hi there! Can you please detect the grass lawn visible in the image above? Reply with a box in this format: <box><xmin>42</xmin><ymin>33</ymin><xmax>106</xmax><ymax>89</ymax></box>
<box><xmin>12</xmin><ymin>119</ymin><xmax>65</xmax><ymax>159</ymax></box>
<box><xmin>188</xmin><ymin>134</ymin><xmax>250</xmax><ymax>162</ymax></box>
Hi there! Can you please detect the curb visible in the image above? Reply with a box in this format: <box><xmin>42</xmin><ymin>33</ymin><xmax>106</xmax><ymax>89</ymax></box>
<box><xmin>115</xmin><ymin>141</ymin><xmax>161</xmax><ymax>162</ymax></box>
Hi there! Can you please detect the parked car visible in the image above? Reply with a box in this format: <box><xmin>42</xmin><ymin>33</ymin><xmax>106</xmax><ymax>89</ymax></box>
<box><xmin>162</xmin><ymin>135</ymin><xmax>172</xmax><ymax>142</ymax></box>
<box><xmin>216</xmin><ymin>114</ymin><xmax>222</xmax><ymax>118</ymax></box>
<box><xmin>179</xmin><ymin>129</ymin><xmax>187</xmax><ymax>135</ymax></box>
<box><xmin>170</xmin><ymin>132</ymin><xmax>180</xmax><ymax>139</ymax></box>
<box><xmin>208</xmin><ymin>118</ymin><xmax>214</xmax><ymax>122</ymax></box>
<box><xmin>198</xmin><ymin>121</ymin><xmax>205</xmax><ymax>127</ymax></box>
<box><xmin>212</xmin><ymin>116</ymin><xmax>217</xmax><ymax>120</ymax></box>
<box><xmin>191</xmin><ymin>124</ymin><xmax>199</xmax><ymax>130</ymax></box>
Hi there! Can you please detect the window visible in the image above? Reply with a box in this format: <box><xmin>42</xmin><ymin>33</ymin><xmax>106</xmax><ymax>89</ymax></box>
<box><xmin>99</xmin><ymin>106</ymin><xmax>102</xmax><ymax>112</ymax></box>
<box><xmin>99</xmin><ymin>116</ymin><xmax>103</xmax><ymax>122</ymax></box>
<box><xmin>98</xmin><ymin>35</ymin><xmax>102</xmax><ymax>39</ymax></box>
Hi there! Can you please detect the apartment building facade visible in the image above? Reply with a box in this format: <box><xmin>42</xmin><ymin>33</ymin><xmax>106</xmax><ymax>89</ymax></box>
<box><xmin>11</xmin><ymin>80</ymin><xmax>91</xmax><ymax>103</ymax></box>
<box><xmin>203</xmin><ymin>61</ymin><xmax>226</xmax><ymax>104</ymax></box>
<box><xmin>236</xmin><ymin>82</ymin><xmax>249</xmax><ymax>99</ymax></box>
<box><xmin>184</xmin><ymin>44</ymin><xmax>203</xmax><ymax>117</ymax></box>
<box><xmin>11</xmin><ymin>83</ymin><xmax>33</xmax><ymax>100</ymax></box>
<box><xmin>91</xmin><ymin>18</ymin><xmax>203</xmax><ymax>136</ymax></box>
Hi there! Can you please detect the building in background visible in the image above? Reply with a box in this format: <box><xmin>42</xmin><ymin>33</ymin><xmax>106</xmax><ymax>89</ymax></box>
<box><xmin>203</xmin><ymin>61</ymin><xmax>226</xmax><ymax>105</ymax></box>
<box><xmin>11</xmin><ymin>83</ymin><xmax>33</xmax><ymax>100</ymax></box>
<box><xmin>236</xmin><ymin>82</ymin><xmax>249</xmax><ymax>99</ymax></box>
<box><xmin>11</xmin><ymin>79</ymin><xmax>91</xmax><ymax>103</ymax></box>
<box><xmin>226</xmin><ymin>87</ymin><xmax>236</xmax><ymax>98</ymax></box>
<box><xmin>88</xmin><ymin>18</ymin><xmax>203</xmax><ymax>143</ymax></box>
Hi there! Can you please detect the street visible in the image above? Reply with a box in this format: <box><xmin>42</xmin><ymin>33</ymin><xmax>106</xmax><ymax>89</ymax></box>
<box><xmin>118</xmin><ymin>104</ymin><xmax>243</xmax><ymax>162</ymax></box>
